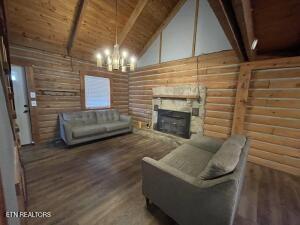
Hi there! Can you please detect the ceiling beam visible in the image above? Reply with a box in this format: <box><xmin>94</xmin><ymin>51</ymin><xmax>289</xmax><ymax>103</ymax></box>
<box><xmin>119</xmin><ymin>0</ymin><xmax>149</xmax><ymax>46</ymax></box>
<box><xmin>208</xmin><ymin>0</ymin><xmax>247</xmax><ymax>61</ymax></box>
<box><xmin>67</xmin><ymin>0</ymin><xmax>89</xmax><ymax>55</ymax></box>
<box><xmin>138</xmin><ymin>0</ymin><xmax>187</xmax><ymax>58</ymax></box>
<box><xmin>231</xmin><ymin>0</ymin><xmax>255</xmax><ymax>60</ymax></box>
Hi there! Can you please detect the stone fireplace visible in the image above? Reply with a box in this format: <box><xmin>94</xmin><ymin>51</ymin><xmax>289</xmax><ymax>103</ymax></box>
<box><xmin>152</xmin><ymin>85</ymin><xmax>206</xmax><ymax>138</ymax></box>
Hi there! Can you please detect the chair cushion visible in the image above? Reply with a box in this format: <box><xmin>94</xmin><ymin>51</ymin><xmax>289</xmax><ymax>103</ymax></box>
<box><xmin>187</xmin><ymin>135</ymin><xmax>224</xmax><ymax>153</ymax></box>
<box><xmin>103</xmin><ymin>121</ymin><xmax>130</xmax><ymax>132</ymax></box>
<box><xmin>160</xmin><ymin>144</ymin><xmax>214</xmax><ymax>177</ymax></box>
<box><xmin>199</xmin><ymin>135</ymin><xmax>246</xmax><ymax>180</ymax></box>
<box><xmin>72</xmin><ymin>124</ymin><xmax>106</xmax><ymax>138</ymax></box>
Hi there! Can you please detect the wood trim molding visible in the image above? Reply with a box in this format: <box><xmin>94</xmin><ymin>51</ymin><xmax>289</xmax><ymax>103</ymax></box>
<box><xmin>119</xmin><ymin>0</ymin><xmax>149</xmax><ymax>45</ymax></box>
<box><xmin>67</xmin><ymin>0</ymin><xmax>89</xmax><ymax>55</ymax></box>
<box><xmin>0</xmin><ymin>172</ymin><xmax>8</xmax><ymax>225</ymax></box>
<box><xmin>192</xmin><ymin>0</ymin><xmax>200</xmax><ymax>57</ymax></box>
<box><xmin>244</xmin><ymin>55</ymin><xmax>300</xmax><ymax>69</ymax></box>
<box><xmin>231</xmin><ymin>0</ymin><xmax>256</xmax><ymax>60</ymax></box>
<box><xmin>138</xmin><ymin>0</ymin><xmax>187</xmax><ymax>57</ymax></box>
<box><xmin>25</xmin><ymin>67</ymin><xmax>39</xmax><ymax>143</ymax></box>
<box><xmin>159</xmin><ymin>32</ymin><xmax>162</xmax><ymax>63</ymax></box>
<box><xmin>79</xmin><ymin>70</ymin><xmax>113</xmax><ymax>110</ymax></box>
<box><xmin>231</xmin><ymin>64</ymin><xmax>252</xmax><ymax>134</ymax></box>
<box><xmin>208</xmin><ymin>0</ymin><xmax>247</xmax><ymax>61</ymax></box>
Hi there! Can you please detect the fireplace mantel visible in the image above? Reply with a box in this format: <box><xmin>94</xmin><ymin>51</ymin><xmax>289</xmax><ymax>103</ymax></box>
<box><xmin>152</xmin><ymin>94</ymin><xmax>200</xmax><ymax>99</ymax></box>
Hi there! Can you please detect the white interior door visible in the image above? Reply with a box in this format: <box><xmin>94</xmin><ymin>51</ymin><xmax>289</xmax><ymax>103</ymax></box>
<box><xmin>11</xmin><ymin>65</ymin><xmax>32</xmax><ymax>145</ymax></box>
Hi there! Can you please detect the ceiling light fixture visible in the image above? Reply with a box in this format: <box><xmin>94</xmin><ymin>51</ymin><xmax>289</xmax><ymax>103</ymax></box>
<box><xmin>251</xmin><ymin>39</ymin><xmax>258</xmax><ymax>50</ymax></box>
<box><xmin>96</xmin><ymin>0</ymin><xmax>136</xmax><ymax>72</ymax></box>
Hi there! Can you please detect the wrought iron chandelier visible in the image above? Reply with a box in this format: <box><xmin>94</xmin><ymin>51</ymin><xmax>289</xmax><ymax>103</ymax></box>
<box><xmin>96</xmin><ymin>0</ymin><xmax>136</xmax><ymax>72</ymax></box>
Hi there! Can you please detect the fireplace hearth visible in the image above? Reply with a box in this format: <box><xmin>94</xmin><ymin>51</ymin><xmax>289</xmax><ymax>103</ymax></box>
<box><xmin>156</xmin><ymin>109</ymin><xmax>191</xmax><ymax>138</ymax></box>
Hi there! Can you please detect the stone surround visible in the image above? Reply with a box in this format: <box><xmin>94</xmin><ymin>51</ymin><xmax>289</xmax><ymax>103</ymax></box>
<box><xmin>152</xmin><ymin>84</ymin><xmax>206</xmax><ymax>136</ymax></box>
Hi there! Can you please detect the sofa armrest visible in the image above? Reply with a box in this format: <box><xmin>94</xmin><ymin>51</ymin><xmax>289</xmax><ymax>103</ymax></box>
<box><xmin>120</xmin><ymin>114</ymin><xmax>132</xmax><ymax>122</ymax></box>
<box><xmin>120</xmin><ymin>114</ymin><xmax>132</xmax><ymax>130</ymax></box>
<box><xmin>59</xmin><ymin>114</ymin><xmax>73</xmax><ymax>144</ymax></box>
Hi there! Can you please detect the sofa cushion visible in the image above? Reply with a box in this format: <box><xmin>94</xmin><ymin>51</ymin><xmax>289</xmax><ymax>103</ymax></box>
<box><xmin>72</xmin><ymin>124</ymin><xmax>107</xmax><ymax>138</ymax></box>
<box><xmin>82</xmin><ymin>111</ymin><xmax>97</xmax><ymax>125</ymax></box>
<box><xmin>62</xmin><ymin>111</ymin><xmax>96</xmax><ymax>125</ymax></box>
<box><xmin>103</xmin><ymin>121</ymin><xmax>129</xmax><ymax>132</ymax></box>
<box><xmin>187</xmin><ymin>135</ymin><xmax>224</xmax><ymax>153</ymax></box>
<box><xmin>199</xmin><ymin>135</ymin><xmax>246</xmax><ymax>180</ymax></box>
<box><xmin>62</xmin><ymin>111</ymin><xmax>83</xmax><ymax>121</ymax></box>
<box><xmin>96</xmin><ymin>109</ymin><xmax>120</xmax><ymax>123</ymax></box>
<box><xmin>160</xmin><ymin>144</ymin><xmax>214</xmax><ymax>177</ymax></box>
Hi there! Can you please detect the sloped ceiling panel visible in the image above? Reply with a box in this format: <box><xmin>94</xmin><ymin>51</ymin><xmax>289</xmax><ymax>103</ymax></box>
<box><xmin>71</xmin><ymin>0</ymin><xmax>138</xmax><ymax>61</ymax></box>
<box><xmin>7</xmin><ymin>0</ymin><xmax>78</xmax><ymax>53</ymax></box>
<box><xmin>121</xmin><ymin>0</ymin><xmax>179</xmax><ymax>56</ymax></box>
<box><xmin>6</xmin><ymin>0</ymin><xmax>181</xmax><ymax>61</ymax></box>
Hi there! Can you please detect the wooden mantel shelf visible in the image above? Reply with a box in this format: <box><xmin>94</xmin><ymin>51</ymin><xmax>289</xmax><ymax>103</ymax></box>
<box><xmin>152</xmin><ymin>95</ymin><xmax>200</xmax><ymax>99</ymax></box>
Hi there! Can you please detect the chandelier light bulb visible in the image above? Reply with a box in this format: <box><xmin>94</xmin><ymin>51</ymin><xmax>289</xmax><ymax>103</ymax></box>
<box><xmin>96</xmin><ymin>53</ymin><xmax>103</xmax><ymax>68</ymax></box>
<box><xmin>96</xmin><ymin>53</ymin><xmax>102</xmax><ymax>59</ymax></box>
<box><xmin>130</xmin><ymin>56</ymin><xmax>136</xmax><ymax>63</ymax></box>
<box><xmin>104</xmin><ymin>49</ymin><xmax>110</xmax><ymax>56</ymax></box>
<box><xmin>122</xmin><ymin>51</ymin><xmax>128</xmax><ymax>58</ymax></box>
<box><xmin>130</xmin><ymin>56</ymin><xmax>136</xmax><ymax>71</ymax></box>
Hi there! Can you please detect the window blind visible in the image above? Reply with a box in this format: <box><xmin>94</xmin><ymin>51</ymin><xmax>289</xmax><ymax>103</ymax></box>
<box><xmin>84</xmin><ymin>75</ymin><xmax>111</xmax><ymax>108</ymax></box>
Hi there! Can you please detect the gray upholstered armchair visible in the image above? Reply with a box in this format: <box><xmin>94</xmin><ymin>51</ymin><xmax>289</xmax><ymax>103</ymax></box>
<box><xmin>142</xmin><ymin>135</ymin><xmax>250</xmax><ymax>225</ymax></box>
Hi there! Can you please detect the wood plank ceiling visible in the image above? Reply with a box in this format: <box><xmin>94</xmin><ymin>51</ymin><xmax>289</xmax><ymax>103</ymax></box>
<box><xmin>209</xmin><ymin>0</ymin><xmax>300</xmax><ymax>61</ymax></box>
<box><xmin>6</xmin><ymin>0</ymin><xmax>179</xmax><ymax>62</ymax></box>
<box><xmin>252</xmin><ymin>0</ymin><xmax>300</xmax><ymax>56</ymax></box>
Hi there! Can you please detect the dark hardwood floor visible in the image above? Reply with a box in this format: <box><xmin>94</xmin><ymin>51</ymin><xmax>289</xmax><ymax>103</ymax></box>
<box><xmin>21</xmin><ymin>133</ymin><xmax>300</xmax><ymax>225</ymax></box>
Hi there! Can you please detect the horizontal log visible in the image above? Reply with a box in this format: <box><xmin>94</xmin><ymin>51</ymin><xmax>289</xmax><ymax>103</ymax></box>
<box><xmin>248</xmin><ymin>155</ymin><xmax>300</xmax><ymax>176</ymax></box>
<box><xmin>248</xmin><ymin>89</ymin><xmax>300</xmax><ymax>99</ymax></box>
<box><xmin>245</xmin><ymin>122</ymin><xmax>300</xmax><ymax>139</ymax></box>
<box><xmin>251</xmin><ymin>140</ymin><xmax>300</xmax><ymax>158</ymax></box>
<box><xmin>246</xmin><ymin>131</ymin><xmax>300</xmax><ymax>149</ymax></box>
<box><xmin>245</xmin><ymin>114</ymin><xmax>300</xmax><ymax>129</ymax></box>
<box><xmin>249</xmin><ymin>148</ymin><xmax>300</xmax><ymax>168</ymax></box>
<box><xmin>246</xmin><ymin>106</ymin><xmax>300</xmax><ymax>119</ymax></box>
<box><xmin>203</xmin><ymin>130</ymin><xmax>228</xmax><ymax>139</ymax></box>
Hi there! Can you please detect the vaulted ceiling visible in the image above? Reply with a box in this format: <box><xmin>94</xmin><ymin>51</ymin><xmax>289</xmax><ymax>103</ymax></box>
<box><xmin>6</xmin><ymin>0</ymin><xmax>180</xmax><ymax>61</ymax></box>
<box><xmin>209</xmin><ymin>0</ymin><xmax>300</xmax><ymax>61</ymax></box>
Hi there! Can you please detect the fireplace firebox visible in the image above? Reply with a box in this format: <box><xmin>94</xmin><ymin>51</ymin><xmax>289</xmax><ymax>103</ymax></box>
<box><xmin>156</xmin><ymin>109</ymin><xmax>191</xmax><ymax>138</ymax></box>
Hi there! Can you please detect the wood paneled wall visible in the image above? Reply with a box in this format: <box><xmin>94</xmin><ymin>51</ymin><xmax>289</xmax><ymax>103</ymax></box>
<box><xmin>129</xmin><ymin>51</ymin><xmax>300</xmax><ymax>175</ymax></box>
<box><xmin>10</xmin><ymin>45</ymin><xmax>129</xmax><ymax>143</ymax></box>
<box><xmin>129</xmin><ymin>50</ymin><xmax>240</xmax><ymax>137</ymax></box>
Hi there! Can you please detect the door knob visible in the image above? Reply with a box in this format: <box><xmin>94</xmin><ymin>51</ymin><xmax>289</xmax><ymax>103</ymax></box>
<box><xmin>23</xmin><ymin>110</ymin><xmax>29</xmax><ymax>113</ymax></box>
<box><xmin>24</xmin><ymin>104</ymin><xmax>28</xmax><ymax>107</ymax></box>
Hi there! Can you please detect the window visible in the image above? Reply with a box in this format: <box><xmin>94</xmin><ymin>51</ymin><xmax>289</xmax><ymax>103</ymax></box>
<box><xmin>84</xmin><ymin>75</ymin><xmax>111</xmax><ymax>109</ymax></box>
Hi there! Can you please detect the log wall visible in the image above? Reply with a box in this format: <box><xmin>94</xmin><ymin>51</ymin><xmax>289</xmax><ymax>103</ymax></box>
<box><xmin>10</xmin><ymin>45</ymin><xmax>129</xmax><ymax>143</ymax></box>
<box><xmin>129</xmin><ymin>51</ymin><xmax>300</xmax><ymax>175</ymax></box>
<box><xmin>246</xmin><ymin>65</ymin><xmax>300</xmax><ymax>175</ymax></box>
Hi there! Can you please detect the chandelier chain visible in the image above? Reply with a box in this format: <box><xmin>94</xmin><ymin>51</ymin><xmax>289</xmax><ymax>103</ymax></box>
<box><xmin>115</xmin><ymin>0</ymin><xmax>118</xmax><ymax>45</ymax></box>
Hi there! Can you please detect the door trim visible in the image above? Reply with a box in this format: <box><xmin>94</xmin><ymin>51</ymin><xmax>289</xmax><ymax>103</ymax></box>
<box><xmin>24</xmin><ymin>67</ymin><xmax>39</xmax><ymax>143</ymax></box>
